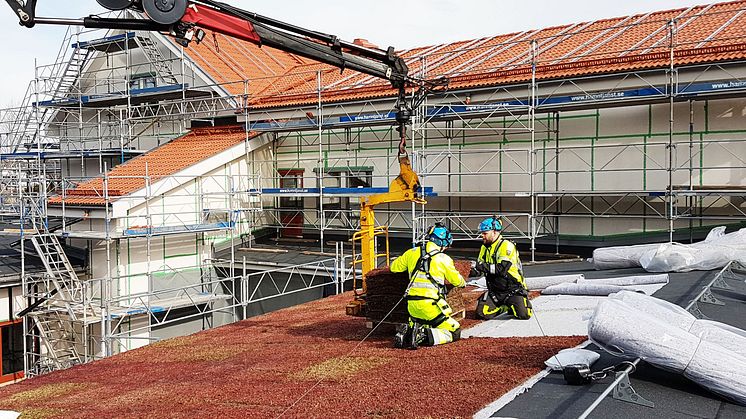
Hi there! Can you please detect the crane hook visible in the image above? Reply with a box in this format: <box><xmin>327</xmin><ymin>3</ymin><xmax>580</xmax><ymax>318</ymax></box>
<box><xmin>395</xmin><ymin>87</ymin><xmax>412</xmax><ymax>159</ymax></box>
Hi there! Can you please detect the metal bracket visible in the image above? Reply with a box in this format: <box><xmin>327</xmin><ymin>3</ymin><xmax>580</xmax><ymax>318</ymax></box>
<box><xmin>699</xmin><ymin>288</ymin><xmax>725</xmax><ymax>306</ymax></box>
<box><xmin>613</xmin><ymin>372</ymin><xmax>654</xmax><ymax>408</ymax></box>
<box><xmin>687</xmin><ymin>302</ymin><xmax>710</xmax><ymax>320</ymax></box>
<box><xmin>711</xmin><ymin>275</ymin><xmax>733</xmax><ymax>290</ymax></box>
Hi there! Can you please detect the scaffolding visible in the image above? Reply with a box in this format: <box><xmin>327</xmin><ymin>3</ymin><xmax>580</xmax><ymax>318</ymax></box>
<box><xmin>1</xmin><ymin>4</ymin><xmax>746</xmax><ymax>374</ymax></box>
<box><xmin>409</xmin><ymin>7</ymin><xmax>746</xmax><ymax>259</ymax></box>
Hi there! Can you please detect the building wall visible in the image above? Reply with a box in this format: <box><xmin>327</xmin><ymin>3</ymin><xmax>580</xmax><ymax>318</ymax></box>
<box><xmin>72</xmin><ymin>142</ymin><xmax>266</xmax><ymax>350</ymax></box>
<box><xmin>265</xmin><ymin>97</ymin><xmax>746</xmax><ymax>238</ymax></box>
<box><xmin>0</xmin><ymin>286</ymin><xmax>24</xmax><ymax>323</ymax></box>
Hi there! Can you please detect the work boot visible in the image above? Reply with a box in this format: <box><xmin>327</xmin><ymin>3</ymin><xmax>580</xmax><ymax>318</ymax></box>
<box><xmin>393</xmin><ymin>324</ymin><xmax>409</xmax><ymax>349</ymax></box>
<box><xmin>406</xmin><ymin>322</ymin><xmax>423</xmax><ymax>350</ymax></box>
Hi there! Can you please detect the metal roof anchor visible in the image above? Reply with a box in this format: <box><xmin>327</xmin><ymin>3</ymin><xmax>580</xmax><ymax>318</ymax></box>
<box><xmin>698</xmin><ymin>288</ymin><xmax>725</xmax><ymax>306</ymax></box>
<box><xmin>711</xmin><ymin>274</ymin><xmax>733</xmax><ymax>291</ymax></box>
<box><xmin>613</xmin><ymin>372</ymin><xmax>655</xmax><ymax>408</ymax></box>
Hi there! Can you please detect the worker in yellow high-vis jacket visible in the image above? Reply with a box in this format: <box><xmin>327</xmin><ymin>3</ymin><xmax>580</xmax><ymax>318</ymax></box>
<box><xmin>390</xmin><ymin>223</ymin><xmax>466</xmax><ymax>350</ymax></box>
<box><xmin>473</xmin><ymin>216</ymin><xmax>533</xmax><ymax>320</ymax></box>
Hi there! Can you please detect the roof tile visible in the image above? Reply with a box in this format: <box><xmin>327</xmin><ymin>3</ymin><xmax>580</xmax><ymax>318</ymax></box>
<box><xmin>51</xmin><ymin>126</ymin><xmax>252</xmax><ymax>206</ymax></box>
<box><xmin>177</xmin><ymin>1</ymin><xmax>746</xmax><ymax>107</ymax></box>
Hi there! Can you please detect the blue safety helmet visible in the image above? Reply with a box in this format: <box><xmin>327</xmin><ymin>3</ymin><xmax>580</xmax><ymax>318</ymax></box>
<box><xmin>428</xmin><ymin>223</ymin><xmax>453</xmax><ymax>247</ymax></box>
<box><xmin>478</xmin><ymin>216</ymin><xmax>502</xmax><ymax>233</ymax></box>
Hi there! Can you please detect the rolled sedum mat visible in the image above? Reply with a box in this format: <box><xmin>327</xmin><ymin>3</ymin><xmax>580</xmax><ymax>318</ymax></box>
<box><xmin>589</xmin><ymin>297</ymin><xmax>746</xmax><ymax>405</ymax></box>
<box><xmin>591</xmin><ymin>243</ymin><xmax>659</xmax><ymax>270</ymax></box>
<box><xmin>610</xmin><ymin>290</ymin><xmax>695</xmax><ymax>330</ymax></box>
<box><xmin>688</xmin><ymin>320</ymin><xmax>746</xmax><ymax>359</ymax></box>
<box><xmin>683</xmin><ymin>340</ymin><xmax>746</xmax><ymax>405</ymax></box>
<box><xmin>588</xmin><ymin>299</ymin><xmax>700</xmax><ymax>373</ymax></box>
<box><xmin>578</xmin><ymin>274</ymin><xmax>669</xmax><ymax>286</ymax></box>
<box><xmin>542</xmin><ymin>283</ymin><xmax>628</xmax><ymax>296</ymax></box>
<box><xmin>611</xmin><ymin>291</ymin><xmax>746</xmax><ymax>357</ymax></box>
<box><xmin>525</xmin><ymin>274</ymin><xmax>584</xmax><ymax>290</ymax></box>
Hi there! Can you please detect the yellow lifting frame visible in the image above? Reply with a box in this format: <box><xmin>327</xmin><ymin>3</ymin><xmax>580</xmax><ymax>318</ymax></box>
<box><xmin>346</xmin><ymin>155</ymin><xmax>425</xmax><ymax>316</ymax></box>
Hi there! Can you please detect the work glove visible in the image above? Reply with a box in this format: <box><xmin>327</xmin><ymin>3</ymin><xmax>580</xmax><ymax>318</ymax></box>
<box><xmin>495</xmin><ymin>260</ymin><xmax>512</xmax><ymax>276</ymax></box>
<box><xmin>474</xmin><ymin>260</ymin><xmax>487</xmax><ymax>274</ymax></box>
<box><xmin>469</xmin><ymin>260</ymin><xmax>481</xmax><ymax>278</ymax></box>
<box><xmin>475</xmin><ymin>260</ymin><xmax>501</xmax><ymax>275</ymax></box>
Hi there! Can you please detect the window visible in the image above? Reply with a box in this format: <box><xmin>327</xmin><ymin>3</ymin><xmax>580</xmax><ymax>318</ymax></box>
<box><xmin>129</xmin><ymin>74</ymin><xmax>157</xmax><ymax>91</ymax></box>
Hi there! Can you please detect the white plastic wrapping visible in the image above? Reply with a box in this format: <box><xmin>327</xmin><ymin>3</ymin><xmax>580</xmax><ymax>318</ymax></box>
<box><xmin>591</xmin><ymin>243</ymin><xmax>659</xmax><ymax>270</ymax></box>
<box><xmin>542</xmin><ymin>283</ymin><xmax>630</xmax><ymax>296</ymax></box>
<box><xmin>589</xmin><ymin>298</ymin><xmax>746</xmax><ymax>405</ymax></box>
<box><xmin>525</xmin><ymin>274</ymin><xmax>584</xmax><ymax>290</ymax></box>
<box><xmin>612</xmin><ymin>291</ymin><xmax>746</xmax><ymax>358</ymax></box>
<box><xmin>683</xmin><ymin>340</ymin><xmax>746</xmax><ymax>405</ymax></box>
<box><xmin>578</xmin><ymin>274</ymin><xmax>669</xmax><ymax>287</ymax></box>
<box><xmin>545</xmin><ymin>348</ymin><xmax>600</xmax><ymax>371</ymax></box>
<box><xmin>688</xmin><ymin>320</ymin><xmax>746</xmax><ymax>359</ymax></box>
<box><xmin>469</xmin><ymin>274</ymin><xmax>584</xmax><ymax>290</ymax></box>
<box><xmin>588</xmin><ymin>299</ymin><xmax>700</xmax><ymax>372</ymax></box>
<box><xmin>610</xmin><ymin>290</ymin><xmax>695</xmax><ymax>330</ymax></box>
<box><xmin>704</xmin><ymin>226</ymin><xmax>727</xmax><ymax>241</ymax></box>
<box><xmin>592</xmin><ymin>226</ymin><xmax>746</xmax><ymax>272</ymax></box>
<box><xmin>640</xmin><ymin>228</ymin><xmax>746</xmax><ymax>272</ymax></box>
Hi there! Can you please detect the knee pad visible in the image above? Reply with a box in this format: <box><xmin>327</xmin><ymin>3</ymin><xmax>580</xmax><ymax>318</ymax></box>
<box><xmin>516</xmin><ymin>312</ymin><xmax>532</xmax><ymax>320</ymax></box>
<box><xmin>422</xmin><ymin>330</ymin><xmax>436</xmax><ymax>347</ymax></box>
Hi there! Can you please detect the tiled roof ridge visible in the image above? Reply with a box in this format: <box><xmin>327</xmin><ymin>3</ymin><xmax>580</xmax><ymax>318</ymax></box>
<box><xmin>189</xmin><ymin>125</ymin><xmax>248</xmax><ymax>135</ymax></box>
<box><xmin>451</xmin><ymin>42</ymin><xmax>746</xmax><ymax>84</ymax></box>
<box><xmin>512</xmin><ymin>2</ymin><xmax>710</xmax><ymax>42</ymax></box>
<box><xmin>66</xmin><ymin>188</ymin><xmax>125</xmax><ymax>197</ymax></box>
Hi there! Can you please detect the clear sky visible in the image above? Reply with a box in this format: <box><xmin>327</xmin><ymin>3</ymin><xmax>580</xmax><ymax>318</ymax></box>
<box><xmin>0</xmin><ymin>0</ymin><xmax>726</xmax><ymax>106</ymax></box>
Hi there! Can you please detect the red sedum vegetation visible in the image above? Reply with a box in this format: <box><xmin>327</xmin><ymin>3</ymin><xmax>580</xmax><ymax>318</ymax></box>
<box><xmin>0</xmin><ymin>292</ymin><xmax>583</xmax><ymax>418</ymax></box>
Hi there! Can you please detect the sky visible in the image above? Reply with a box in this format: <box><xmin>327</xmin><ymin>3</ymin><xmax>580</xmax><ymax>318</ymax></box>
<box><xmin>0</xmin><ymin>0</ymin><xmax>727</xmax><ymax>107</ymax></box>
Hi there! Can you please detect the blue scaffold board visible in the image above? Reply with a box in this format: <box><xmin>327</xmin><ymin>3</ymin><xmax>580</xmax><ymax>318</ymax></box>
<box><xmin>257</xmin><ymin>186</ymin><xmax>436</xmax><ymax>196</ymax></box>
<box><xmin>123</xmin><ymin>221</ymin><xmax>233</xmax><ymax>237</ymax></box>
<box><xmin>35</xmin><ymin>84</ymin><xmax>189</xmax><ymax>107</ymax></box>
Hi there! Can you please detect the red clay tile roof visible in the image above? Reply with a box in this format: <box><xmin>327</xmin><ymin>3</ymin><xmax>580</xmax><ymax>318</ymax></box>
<box><xmin>0</xmin><ymin>291</ymin><xmax>584</xmax><ymax>418</ymax></box>
<box><xmin>50</xmin><ymin>126</ymin><xmax>253</xmax><ymax>206</ymax></box>
<box><xmin>182</xmin><ymin>1</ymin><xmax>746</xmax><ymax>107</ymax></box>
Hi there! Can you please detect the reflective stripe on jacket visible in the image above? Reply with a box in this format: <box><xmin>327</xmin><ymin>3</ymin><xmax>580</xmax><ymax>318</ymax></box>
<box><xmin>390</xmin><ymin>241</ymin><xmax>465</xmax><ymax>299</ymax></box>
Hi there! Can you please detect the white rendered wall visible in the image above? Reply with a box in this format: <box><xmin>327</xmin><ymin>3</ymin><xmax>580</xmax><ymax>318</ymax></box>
<box><xmin>267</xmin><ymin>97</ymin><xmax>746</xmax><ymax>237</ymax></box>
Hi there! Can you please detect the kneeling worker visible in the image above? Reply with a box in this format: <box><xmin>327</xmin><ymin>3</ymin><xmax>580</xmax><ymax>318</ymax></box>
<box><xmin>474</xmin><ymin>216</ymin><xmax>533</xmax><ymax>320</ymax></box>
<box><xmin>390</xmin><ymin>223</ymin><xmax>466</xmax><ymax>349</ymax></box>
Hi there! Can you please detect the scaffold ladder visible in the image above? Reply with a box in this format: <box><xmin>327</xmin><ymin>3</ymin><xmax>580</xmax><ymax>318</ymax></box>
<box><xmin>30</xmin><ymin>233</ymin><xmax>85</xmax><ymax>321</ymax></box>
<box><xmin>30</xmin><ymin>311</ymin><xmax>83</xmax><ymax>371</ymax></box>
<box><xmin>52</xmin><ymin>47</ymin><xmax>92</xmax><ymax>99</ymax></box>
<box><xmin>136</xmin><ymin>35</ymin><xmax>179</xmax><ymax>85</ymax></box>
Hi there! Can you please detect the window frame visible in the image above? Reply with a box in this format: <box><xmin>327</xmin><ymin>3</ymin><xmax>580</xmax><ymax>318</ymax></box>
<box><xmin>0</xmin><ymin>319</ymin><xmax>24</xmax><ymax>384</ymax></box>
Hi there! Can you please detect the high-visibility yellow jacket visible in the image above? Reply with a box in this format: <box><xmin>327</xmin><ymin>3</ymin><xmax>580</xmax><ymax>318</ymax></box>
<box><xmin>390</xmin><ymin>241</ymin><xmax>465</xmax><ymax>300</ymax></box>
<box><xmin>478</xmin><ymin>236</ymin><xmax>526</xmax><ymax>291</ymax></box>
